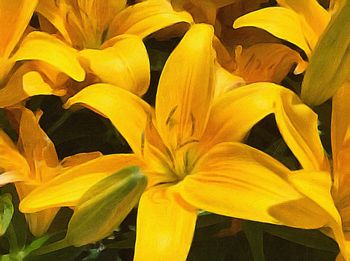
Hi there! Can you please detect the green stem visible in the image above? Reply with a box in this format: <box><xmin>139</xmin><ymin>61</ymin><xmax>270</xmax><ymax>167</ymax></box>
<box><xmin>30</xmin><ymin>239</ymin><xmax>70</xmax><ymax>256</ymax></box>
<box><xmin>47</xmin><ymin>111</ymin><xmax>72</xmax><ymax>135</ymax></box>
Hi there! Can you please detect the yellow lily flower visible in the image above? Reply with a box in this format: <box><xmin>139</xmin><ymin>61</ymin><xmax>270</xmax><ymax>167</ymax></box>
<box><xmin>172</xmin><ymin>0</ymin><xmax>307</xmax><ymax>86</ymax></box>
<box><xmin>0</xmin><ymin>0</ymin><xmax>85</xmax><ymax>108</ymax></box>
<box><xmin>233</xmin><ymin>0</ymin><xmax>331</xmax><ymax>58</ymax></box>
<box><xmin>33</xmin><ymin>0</ymin><xmax>195</xmax><ymax>97</ymax></box>
<box><xmin>20</xmin><ymin>24</ymin><xmax>341</xmax><ymax>259</ymax></box>
<box><xmin>0</xmin><ymin>107</ymin><xmax>143</xmax><ymax>236</ymax></box>
<box><xmin>233</xmin><ymin>0</ymin><xmax>350</xmax><ymax>106</ymax></box>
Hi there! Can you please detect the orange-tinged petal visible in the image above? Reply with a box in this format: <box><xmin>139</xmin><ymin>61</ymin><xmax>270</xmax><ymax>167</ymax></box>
<box><xmin>12</xmin><ymin>31</ymin><xmax>85</xmax><ymax>82</ymax></box>
<box><xmin>108</xmin><ymin>0</ymin><xmax>193</xmax><ymax>39</ymax></box>
<box><xmin>64</xmin><ymin>83</ymin><xmax>150</xmax><ymax>156</ymax></box>
<box><xmin>80</xmin><ymin>35</ymin><xmax>150</xmax><ymax>96</ymax></box>
<box><xmin>134</xmin><ymin>186</ymin><xmax>197</xmax><ymax>261</ymax></box>
<box><xmin>155</xmin><ymin>24</ymin><xmax>215</xmax><ymax>149</ymax></box>
<box><xmin>180</xmin><ymin>142</ymin><xmax>331</xmax><ymax>228</ymax></box>
<box><xmin>19</xmin><ymin>154</ymin><xmax>144</xmax><ymax>213</ymax></box>
<box><xmin>0</xmin><ymin>0</ymin><xmax>38</xmax><ymax>58</ymax></box>
<box><xmin>16</xmin><ymin>182</ymin><xmax>59</xmax><ymax>236</ymax></box>
<box><xmin>25</xmin><ymin>208</ymin><xmax>59</xmax><ymax>237</ymax></box>
<box><xmin>200</xmin><ymin>83</ymin><xmax>327</xmax><ymax>171</ymax></box>
<box><xmin>234</xmin><ymin>43</ymin><xmax>307</xmax><ymax>83</ymax></box>
<box><xmin>60</xmin><ymin>151</ymin><xmax>103</xmax><ymax>168</ymax></box>
<box><xmin>233</xmin><ymin>7</ymin><xmax>312</xmax><ymax>57</ymax></box>
<box><xmin>0</xmin><ymin>130</ymin><xmax>30</xmax><ymax>182</ymax></box>
<box><xmin>16</xmin><ymin>108</ymin><xmax>59</xmax><ymax>182</ymax></box>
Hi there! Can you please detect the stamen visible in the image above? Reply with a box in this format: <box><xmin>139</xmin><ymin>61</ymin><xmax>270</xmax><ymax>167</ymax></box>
<box><xmin>165</xmin><ymin>147</ymin><xmax>175</xmax><ymax>168</ymax></box>
<box><xmin>190</xmin><ymin>112</ymin><xmax>196</xmax><ymax>136</ymax></box>
<box><xmin>177</xmin><ymin>139</ymin><xmax>199</xmax><ymax>150</ymax></box>
<box><xmin>166</xmin><ymin>105</ymin><xmax>178</xmax><ymax>126</ymax></box>
<box><xmin>140</xmin><ymin>131</ymin><xmax>145</xmax><ymax>156</ymax></box>
<box><xmin>244</xmin><ymin>54</ymin><xmax>255</xmax><ymax>71</ymax></box>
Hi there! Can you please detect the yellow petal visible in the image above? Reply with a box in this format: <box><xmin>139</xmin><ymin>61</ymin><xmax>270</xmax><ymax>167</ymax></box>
<box><xmin>233</xmin><ymin>7</ymin><xmax>312</xmax><ymax>57</ymax></box>
<box><xmin>200</xmin><ymin>82</ymin><xmax>328</xmax><ymax>171</ymax></box>
<box><xmin>155</xmin><ymin>24</ymin><xmax>215</xmax><ymax>149</ymax></box>
<box><xmin>179</xmin><ymin>142</ymin><xmax>330</xmax><ymax>228</ymax></box>
<box><xmin>213</xmin><ymin>63</ymin><xmax>245</xmax><ymax>99</ymax></box>
<box><xmin>19</xmin><ymin>154</ymin><xmax>144</xmax><ymax>213</ymax></box>
<box><xmin>12</xmin><ymin>31</ymin><xmax>85</xmax><ymax>82</ymax></box>
<box><xmin>288</xmin><ymin>170</ymin><xmax>346</xmax><ymax>258</ymax></box>
<box><xmin>60</xmin><ymin>151</ymin><xmax>103</xmax><ymax>168</ymax></box>
<box><xmin>22</xmin><ymin>71</ymin><xmax>59</xmax><ymax>96</ymax></box>
<box><xmin>331</xmin><ymin>82</ymin><xmax>350</xmax><ymax>195</ymax></box>
<box><xmin>79</xmin><ymin>35</ymin><xmax>150</xmax><ymax>96</ymax></box>
<box><xmin>36</xmin><ymin>0</ymin><xmax>72</xmax><ymax>45</ymax></box>
<box><xmin>277</xmin><ymin>0</ymin><xmax>330</xmax><ymax>48</ymax></box>
<box><xmin>0</xmin><ymin>0</ymin><xmax>38</xmax><ymax>58</ymax></box>
<box><xmin>188</xmin><ymin>0</ymin><xmax>236</xmax><ymax>24</ymax></box>
<box><xmin>134</xmin><ymin>186</ymin><xmax>197</xmax><ymax>261</ymax></box>
<box><xmin>17</xmin><ymin>107</ymin><xmax>59</xmax><ymax>182</ymax></box>
<box><xmin>234</xmin><ymin>43</ymin><xmax>307</xmax><ymax>83</ymax></box>
<box><xmin>64</xmin><ymin>83</ymin><xmax>150</xmax><ymax>156</ymax></box>
<box><xmin>107</xmin><ymin>0</ymin><xmax>193</xmax><ymax>39</ymax></box>
<box><xmin>0</xmin><ymin>65</ymin><xmax>31</xmax><ymax>108</ymax></box>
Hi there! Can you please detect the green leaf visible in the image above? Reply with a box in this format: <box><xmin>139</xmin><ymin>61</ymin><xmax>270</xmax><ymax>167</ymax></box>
<box><xmin>66</xmin><ymin>166</ymin><xmax>147</xmax><ymax>246</ymax></box>
<box><xmin>243</xmin><ymin>221</ymin><xmax>265</xmax><ymax>261</ymax></box>
<box><xmin>301</xmin><ymin>0</ymin><xmax>350</xmax><ymax>106</ymax></box>
<box><xmin>0</xmin><ymin>194</ymin><xmax>14</xmax><ymax>237</ymax></box>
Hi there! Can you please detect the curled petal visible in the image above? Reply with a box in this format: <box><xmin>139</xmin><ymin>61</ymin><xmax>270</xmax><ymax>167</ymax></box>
<box><xmin>134</xmin><ymin>186</ymin><xmax>197</xmax><ymax>261</ymax></box>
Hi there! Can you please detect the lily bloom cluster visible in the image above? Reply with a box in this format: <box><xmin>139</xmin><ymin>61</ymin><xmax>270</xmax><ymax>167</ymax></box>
<box><xmin>0</xmin><ymin>0</ymin><xmax>349</xmax><ymax>260</ymax></box>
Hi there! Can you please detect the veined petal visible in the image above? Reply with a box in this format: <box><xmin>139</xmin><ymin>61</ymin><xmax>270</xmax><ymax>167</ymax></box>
<box><xmin>155</xmin><ymin>24</ymin><xmax>215</xmax><ymax>149</ymax></box>
<box><xmin>17</xmin><ymin>108</ymin><xmax>59</xmax><ymax>182</ymax></box>
<box><xmin>12</xmin><ymin>31</ymin><xmax>85</xmax><ymax>82</ymax></box>
<box><xmin>331</xmin><ymin>83</ymin><xmax>350</xmax><ymax>194</ymax></box>
<box><xmin>233</xmin><ymin>7</ymin><xmax>312</xmax><ymax>57</ymax></box>
<box><xmin>234</xmin><ymin>43</ymin><xmax>307</xmax><ymax>83</ymax></box>
<box><xmin>200</xmin><ymin>83</ymin><xmax>327</xmax><ymax>171</ymax></box>
<box><xmin>0</xmin><ymin>0</ymin><xmax>38</xmax><ymax>58</ymax></box>
<box><xmin>36</xmin><ymin>0</ymin><xmax>72</xmax><ymax>45</ymax></box>
<box><xmin>0</xmin><ymin>130</ymin><xmax>30</xmax><ymax>184</ymax></box>
<box><xmin>25</xmin><ymin>208</ymin><xmax>59</xmax><ymax>237</ymax></box>
<box><xmin>16</xmin><ymin>182</ymin><xmax>59</xmax><ymax>236</ymax></box>
<box><xmin>277</xmin><ymin>0</ymin><xmax>330</xmax><ymax>48</ymax></box>
<box><xmin>107</xmin><ymin>0</ymin><xmax>193</xmax><ymax>39</ymax></box>
<box><xmin>179</xmin><ymin>142</ymin><xmax>331</xmax><ymax>228</ymax></box>
<box><xmin>19</xmin><ymin>154</ymin><xmax>144</xmax><ymax>213</ymax></box>
<box><xmin>36</xmin><ymin>0</ymin><xmax>127</xmax><ymax>49</ymax></box>
<box><xmin>80</xmin><ymin>35</ymin><xmax>150</xmax><ymax>96</ymax></box>
<box><xmin>134</xmin><ymin>186</ymin><xmax>197</xmax><ymax>261</ymax></box>
<box><xmin>64</xmin><ymin>84</ymin><xmax>150</xmax><ymax>156</ymax></box>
